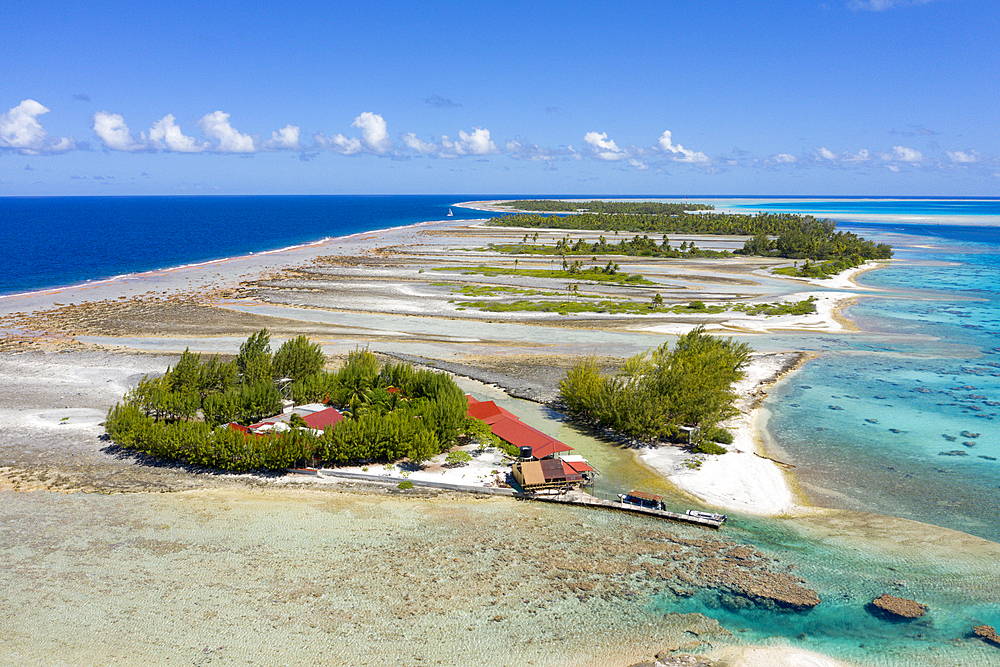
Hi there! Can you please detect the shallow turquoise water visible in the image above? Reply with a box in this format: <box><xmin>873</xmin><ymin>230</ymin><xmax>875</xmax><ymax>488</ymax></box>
<box><xmin>647</xmin><ymin>203</ymin><xmax>1000</xmax><ymax>664</ymax></box>
<box><xmin>762</xmin><ymin>220</ymin><xmax>1000</xmax><ymax>543</ymax></box>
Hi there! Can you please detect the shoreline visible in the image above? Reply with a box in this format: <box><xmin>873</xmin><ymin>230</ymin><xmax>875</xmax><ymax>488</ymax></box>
<box><xmin>0</xmin><ymin>216</ymin><xmax>474</xmax><ymax>305</ymax></box>
<box><xmin>636</xmin><ymin>260</ymin><xmax>886</xmax><ymax>517</ymax></box>
<box><xmin>637</xmin><ymin>351</ymin><xmax>807</xmax><ymax>516</ymax></box>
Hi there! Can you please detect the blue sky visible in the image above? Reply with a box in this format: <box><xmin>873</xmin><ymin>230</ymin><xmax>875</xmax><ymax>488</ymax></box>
<box><xmin>1</xmin><ymin>0</ymin><xmax>996</xmax><ymax>196</ymax></box>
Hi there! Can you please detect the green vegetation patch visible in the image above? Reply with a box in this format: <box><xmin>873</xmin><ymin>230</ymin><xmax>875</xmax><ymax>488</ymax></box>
<box><xmin>484</xmin><ymin>206</ymin><xmax>892</xmax><ymax>274</ymax></box>
<box><xmin>459</xmin><ymin>297</ymin><xmax>813</xmax><ymax>318</ymax></box>
<box><xmin>433</xmin><ymin>264</ymin><xmax>655</xmax><ymax>286</ymax></box>
<box><xmin>105</xmin><ymin>334</ymin><xmax>471</xmax><ymax>472</ymax></box>
<box><xmin>558</xmin><ymin>327</ymin><xmax>752</xmax><ymax>444</ymax></box>
<box><xmin>488</xmin><ymin>234</ymin><xmax>731</xmax><ymax>259</ymax></box>
<box><xmin>772</xmin><ymin>258</ymin><xmax>873</xmax><ymax>279</ymax></box>
<box><xmin>731</xmin><ymin>296</ymin><xmax>817</xmax><ymax>316</ymax></box>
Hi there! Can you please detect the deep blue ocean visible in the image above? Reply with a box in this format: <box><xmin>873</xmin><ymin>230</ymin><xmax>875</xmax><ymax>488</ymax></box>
<box><xmin>3</xmin><ymin>195</ymin><xmax>1000</xmax><ymax>665</ymax></box>
<box><xmin>0</xmin><ymin>195</ymin><xmax>494</xmax><ymax>296</ymax></box>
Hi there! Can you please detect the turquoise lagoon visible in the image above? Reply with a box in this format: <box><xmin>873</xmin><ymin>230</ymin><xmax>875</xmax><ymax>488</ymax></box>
<box><xmin>688</xmin><ymin>200</ymin><xmax>1000</xmax><ymax>665</ymax></box>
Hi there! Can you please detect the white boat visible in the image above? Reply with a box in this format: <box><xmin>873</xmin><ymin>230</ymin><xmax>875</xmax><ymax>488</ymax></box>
<box><xmin>447</xmin><ymin>208</ymin><xmax>454</xmax><ymax>216</ymax></box>
<box><xmin>686</xmin><ymin>509</ymin><xmax>727</xmax><ymax>522</ymax></box>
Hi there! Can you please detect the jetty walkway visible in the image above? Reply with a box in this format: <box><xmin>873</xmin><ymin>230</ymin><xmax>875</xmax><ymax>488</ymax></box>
<box><xmin>288</xmin><ymin>469</ymin><xmax>725</xmax><ymax>529</ymax></box>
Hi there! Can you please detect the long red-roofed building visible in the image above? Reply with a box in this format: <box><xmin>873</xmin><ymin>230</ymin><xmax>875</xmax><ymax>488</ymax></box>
<box><xmin>466</xmin><ymin>395</ymin><xmax>596</xmax><ymax>490</ymax></box>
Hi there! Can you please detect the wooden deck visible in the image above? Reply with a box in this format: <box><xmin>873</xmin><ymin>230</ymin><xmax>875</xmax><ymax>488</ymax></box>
<box><xmin>525</xmin><ymin>490</ymin><xmax>726</xmax><ymax>528</ymax></box>
<box><xmin>287</xmin><ymin>469</ymin><xmax>726</xmax><ymax>529</ymax></box>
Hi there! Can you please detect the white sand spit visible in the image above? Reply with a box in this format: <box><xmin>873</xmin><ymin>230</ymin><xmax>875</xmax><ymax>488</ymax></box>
<box><xmin>640</xmin><ymin>353</ymin><xmax>799</xmax><ymax>516</ymax></box>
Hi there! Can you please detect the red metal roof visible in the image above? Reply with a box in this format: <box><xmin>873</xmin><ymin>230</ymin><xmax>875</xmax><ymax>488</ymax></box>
<box><xmin>303</xmin><ymin>407</ymin><xmax>343</xmax><ymax>430</ymax></box>
<box><xmin>564</xmin><ymin>460</ymin><xmax>596</xmax><ymax>474</ymax></box>
<box><xmin>466</xmin><ymin>400</ymin><xmax>520</xmax><ymax>425</ymax></box>
<box><xmin>488</xmin><ymin>416</ymin><xmax>573</xmax><ymax>458</ymax></box>
<box><xmin>228</xmin><ymin>422</ymin><xmax>250</xmax><ymax>434</ymax></box>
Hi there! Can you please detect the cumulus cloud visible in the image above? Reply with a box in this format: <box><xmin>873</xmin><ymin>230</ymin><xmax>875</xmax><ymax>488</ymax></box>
<box><xmin>772</xmin><ymin>153</ymin><xmax>798</xmax><ymax>163</ymax></box>
<box><xmin>657</xmin><ymin>130</ymin><xmax>709</xmax><ymax>163</ymax></box>
<box><xmin>264</xmin><ymin>125</ymin><xmax>301</xmax><ymax>150</ymax></box>
<box><xmin>947</xmin><ymin>150</ymin><xmax>978</xmax><ymax>163</ymax></box>
<box><xmin>814</xmin><ymin>147</ymin><xmax>875</xmax><ymax>165</ymax></box>
<box><xmin>314</xmin><ymin>131</ymin><xmax>363</xmax><ymax>154</ymax></box>
<box><xmin>198</xmin><ymin>111</ymin><xmax>256</xmax><ymax>153</ymax></box>
<box><xmin>454</xmin><ymin>128</ymin><xmax>498</xmax><ymax>155</ymax></box>
<box><xmin>352</xmin><ymin>112</ymin><xmax>393</xmax><ymax>154</ymax></box>
<box><xmin>584</xmin><ymin>131</ymin><xmax>629</xmax><ymax>161</ymax></box>
<box><xmin>401</xmin><ymin>127</ymin><xmax>499</xmax><ymax>158</ymax></box>
<box><xmin>1</xmin><ymin>100</ymin><xmax>77</xmax><ymax>154</ymax></box>
<box><xmin>884</xmin><ymin>145</ymin><xmax>923</xmax><ymax>162</ymax></box>
<box><xmin>402</xmin><ymin>132</ymin><xmax>440</xmax><ymax>155</ymax></box>
<box><xmin>93</xmin><ymin>112</ymin><xmax>148</xmax><ymax>151</ymax></box>
<box><xmin>148</xmin><ymin>114</ymin><xmax>207</xmax><ymax>152</ymax></box>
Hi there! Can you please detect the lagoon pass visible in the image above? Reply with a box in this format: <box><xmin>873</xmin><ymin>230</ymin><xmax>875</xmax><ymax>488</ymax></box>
<box><xmin>1</xmin><ymin>196</ymin><xmax>999</xmax><ymax>667</ymax></box>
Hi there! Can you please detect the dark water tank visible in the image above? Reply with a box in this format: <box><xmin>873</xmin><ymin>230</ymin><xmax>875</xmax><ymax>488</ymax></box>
<box><xmin>519</xmin><ymin>445</ymin><xmax>533</xmax><ymax>459</ymax></box>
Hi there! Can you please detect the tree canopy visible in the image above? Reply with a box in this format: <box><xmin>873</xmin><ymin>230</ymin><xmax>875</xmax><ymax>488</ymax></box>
<box><xmin>105</xmin><ymin>334</ymin><xmax>472</xmax><ymax>472</ymax></box>
<box><xmin>558</xmin><ymin>327</ymin><xmax>752</xmax><ymax>444</ymax></box>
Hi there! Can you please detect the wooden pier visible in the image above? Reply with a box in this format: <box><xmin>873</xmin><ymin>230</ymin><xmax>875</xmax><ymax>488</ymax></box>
<box><xmin>288</xmin><ymin>469</ymin><xmax>726</xmax><ymax>529</ymax></box>
<box><xmin>524</xmin><ymin>490</ymin><xmax>726</xmax><ymax>528</ymax></box>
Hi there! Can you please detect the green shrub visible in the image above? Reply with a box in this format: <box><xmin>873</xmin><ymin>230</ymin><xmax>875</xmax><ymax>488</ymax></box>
<box><xmin>237</xmin><ymin>329</ymin><xmax>272</xmax><ymax>385</ymax></box>
<box><xmin>704</xmin><ymin>426</ymin><xmax>734</xmax><ymax>444</ymax></box>
<box><xmin>558</xmin><ymin>327</ymin><xmax>752</xmax><ymax>443</ymax></box>
<box><xmin>693</xmin><ymin>440</ymin><xmax>728</xmax><ymax>455</ymax></box>
<box><xmin>398</xmin><ymin>480</ymin><xmax>415</xmax><ymax>489</ymax></box>
<box><xmin>445</xmin><ymin>450</ymin><xmax>473</xmax><ymax>467</ymax></box>
<box><xmin>273</xmin><ymin>335</ymin><xmax>326</xmax><ymax>381</ymax></box>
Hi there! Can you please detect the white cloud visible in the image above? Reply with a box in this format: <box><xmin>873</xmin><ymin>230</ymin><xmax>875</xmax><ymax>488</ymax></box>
<box><xmin>1</xmin><ymin>99</ymin><xmax>76</xmax><ymax>153</ymax></box>
<box><xmin>843</xmin><ymin>149</ymin><xmax>870</xmax><ymax>163</ymax></box>
<box><xmin>314</xmin><ymin>132</ymin><xmax>363</xmax><ymax>154</ymax></box>
<box><xmin>773</xmin><ymin>153</ymin><xmax>798</xmax><ymax>163</ymax></box>
<box><xmin>352</xmin><ymin>112</ymin><xmax>393</xmax><ymax>154</ymax></box>
<box><xmin>628</xmin><ymin>158</ymin><xmax>648</xmax><ymax>170</ymax></box>
<box><xmin>148</xmin><ymin>114</ymin><xmax>206</xmax><ymax>152</ymax></box>
<box><xmin>946</xmin><ymin>150</ymin><xmax>978</xmax><ymax>163</ymax></box>
<box><xmin>457</xmin><ymin>128</ymin><xmax>499</xmax><ymax>155</ymax></box>
<box><xmin>848</xmin><ymin>0</ymin><xmax>933</xmax><ymax>10</ymax></box>
<box><xmin>402</xmin><ymin>132</ymin><xmax>440</xmax><ymax>155</ymax></box>
<box><xmin>816</xmin><ymin>147</ymin><xmax>838</xmax><ymax>160</ymax></box>
<box><xmin>887</xmin><ymin>164</ymin><xmax>900</xmax><ymax>172</ymax></box>
<box><xmin>403</xmin><ymin>127</ymin><xmax>499</xmax><ymax>157</ymax></box>
<box><xmin>93</xmin><ymin>112</ymin><xmax>148</xmax><ymax>151</ymax></box>
<box><xmin>198</xmin><ymin>111</ymin><xmax>256</xmax><ymax>153</ymax></box>
<box><xmin>264</xmin><ymin>125</ymin><xmax>301</xmax><ymax>150</ymax></box>
<box><xmin>657</xmin><ymin>130</ymin><xmax>709</xmax><ymax>163</ymax></box>
<box><xmin>584</xmin><ymin>131</ymin><xmax>628</xmax><ymax>161</ymax></box>
<box><xmin>885</xmin><ymin>145</ymin><xmax>923</xmax><ymax>162</ymax></box>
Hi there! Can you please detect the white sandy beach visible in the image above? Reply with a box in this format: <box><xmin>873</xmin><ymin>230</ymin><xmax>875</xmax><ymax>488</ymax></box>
<box><xmin>639</xmin><ymin>352</ymin><xmax>801</xmax><ymax>516</ymax></box>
